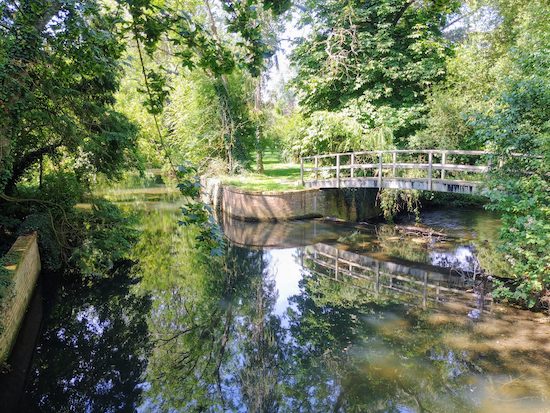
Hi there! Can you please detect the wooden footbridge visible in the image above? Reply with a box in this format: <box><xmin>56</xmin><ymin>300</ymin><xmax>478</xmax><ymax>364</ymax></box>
<box><xmin>300</xmin><ymin>150</ymin><xmax>508</xmax><ymax>194</ymax></box>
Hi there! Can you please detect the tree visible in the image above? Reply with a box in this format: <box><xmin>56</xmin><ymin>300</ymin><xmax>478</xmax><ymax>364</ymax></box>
<box><xmin>0</xmin><ymin>0</ymin><xmax>140</xmax><ymax>193</ymax></box>
<box><xmin>0</xmin><ymin>0</ymin><xmax>291</xmax><ymax>270</ymax></box>
<box><xmin>470</xmin><ymin>0</ymin><xmax>550</xmax><ymax>308</ymax></box>
<box><xmin>413</xmin><ymin>0</ymin><xmax>550</xmax><ymax>308</ymax></box>
<box><xmin>290</xmin><ymin>0</ymin><xmax>458</xmax><ymax>145</ymax></box>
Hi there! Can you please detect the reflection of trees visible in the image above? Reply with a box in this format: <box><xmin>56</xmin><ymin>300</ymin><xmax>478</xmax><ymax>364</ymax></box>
<box><xmin>22</xmin><ymin>263</ymin><xmax>152</xmax><ymax>413</ymax></box>
<box><xmin>286</xmin><ymin>270</ymin><xmax>478</xmax><ymax>413</ymax></box>
<box><xmin>136</xmin><ymin>207</ymin><xmax>482</xmax><ymax>412</ymax></box>
<box><xmin>136</xmin><ymin>206</ymin><xmax>286</xmax><ymax>413</ymax></box>
<box><xmin>231</xmin><ymin>257</ymin><xmax>285</xmax><ymax>413</ymax></box>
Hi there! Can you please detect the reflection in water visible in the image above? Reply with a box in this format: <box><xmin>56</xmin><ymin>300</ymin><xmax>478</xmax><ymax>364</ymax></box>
<box><xmin>19</xmin><ymin>195</ymin><xmax>550</xmax><ymax>412</ymax></box>
<box><xmin>21</xmin><ymin>264</ymin><xmax>152</xmax><ymax>412</ymax></box>
<box><xmin>304</xmin><ymin>242</ymin><xmax>492</xmax><ymax>313</ymax></box>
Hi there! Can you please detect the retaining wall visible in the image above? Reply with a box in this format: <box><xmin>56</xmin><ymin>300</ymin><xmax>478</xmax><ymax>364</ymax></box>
<box><xmin>0</xmin><ymin>232</ymin><xmax>41</xmax><ymax>367</ymax></box>
<box><xmin>201</xmin><ymin>177</ymin><xmax>325</xmax><ymax>221</ymax></box>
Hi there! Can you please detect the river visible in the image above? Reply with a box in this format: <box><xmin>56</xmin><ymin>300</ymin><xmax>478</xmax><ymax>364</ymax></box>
<box><xmin>4</xmin><ymin>188</ymin><xmax>550</xmax><ymax>412</ymax></box>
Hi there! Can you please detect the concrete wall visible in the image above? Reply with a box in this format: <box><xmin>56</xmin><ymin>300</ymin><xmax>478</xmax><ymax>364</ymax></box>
<box><xmin>0</xmin><ymin>232</ymin><xmax>41</xmax><ymax>367</ymax></box>
<box><xmin>201</xmin><ymin>177</ymin><xmax>325</xmax><ymax>221</ymax></box>
<box><xmin>221</xmin><ymin>186</ymin><xmax>324</xmax><ymax>221</ymax></box>
<box><xmin>322</xmin><ymin>188</ymin><xmax>381</xmax><ymax>222</ymax></box>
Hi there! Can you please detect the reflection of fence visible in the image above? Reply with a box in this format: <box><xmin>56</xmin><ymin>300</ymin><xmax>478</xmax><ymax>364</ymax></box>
<box><xmin>303</xmin><ymin>243</ymin><xmax>492</xmax><ymax>313</ymax></box>
<box><xmin>300</xmin><ymin>150</ymin><xmax>515</xmax><ymax>194</ymax></box>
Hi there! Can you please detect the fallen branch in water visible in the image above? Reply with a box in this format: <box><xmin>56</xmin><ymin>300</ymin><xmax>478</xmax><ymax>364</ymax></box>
<box><xmin>394</xmin><ymin>225</ymin><xmax>447</xmax><ymax>237</ymax></box>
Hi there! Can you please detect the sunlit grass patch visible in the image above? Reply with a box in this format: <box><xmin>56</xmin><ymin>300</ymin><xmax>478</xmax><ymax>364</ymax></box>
<box><xmin>220</xmin><ymin>152</ymin><xmax>307</xmax><ymax>192</ymax></box>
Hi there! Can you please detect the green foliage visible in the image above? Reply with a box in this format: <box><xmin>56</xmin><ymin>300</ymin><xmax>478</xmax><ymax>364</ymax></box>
<box><xmin>0</xmin><ymin>256</ymin><xmax>15</xmax><ymax>334</ymax></box>
<box><xmin>287</xmin><ymin>111</ymin><xmax>395</xmax><ymax>159</ymax></box>
<box><xmin>176</xmin><ymin>164</ymin><xmax>226</xmax><ymax>257</ymax></box>
<box><xmin>266</xmin><ymin>110</ymin><xmax>307</xmax><ymax>163</ymax></box>
<box><xmin>19</xmin><ymin>213</ymin><xmax>64</xmax><ymax>271</ymax></box>
<box><xmin>408</xmin><ymin>86</ymin><xmax>476</xmax><ymax>150</ymax></box>
<box><xmin>469</xmin><ymin>0</ymin><xmax>550</xmax><ymax>308</ymax></box>
<box><xmin>291</xmin><ymin>0</ymin><xmax>457</xmax><ymax>144</ymax></box>
<box><xmin>17</xmin><ymin>170</ymin><xmax>84</xmax><ymax>211</ymax></box>
<box><xmin>0</xmin><ymin>0</ymin><xmax>141</xmax><ymax>193</ymax></box>
<box><xmin>378</xmin><ymin>188</ymin><xmax>420</xmax><ymax>223</ymax></box>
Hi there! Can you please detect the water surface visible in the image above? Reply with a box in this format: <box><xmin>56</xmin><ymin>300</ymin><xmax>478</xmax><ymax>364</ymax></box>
<box><xmin>14</xmin><ymin>190</ymin><xmax>550</xmax><ymax>412</ymax></box>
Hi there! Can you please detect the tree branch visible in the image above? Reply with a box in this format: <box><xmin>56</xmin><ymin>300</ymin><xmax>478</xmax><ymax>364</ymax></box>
<box><xmin>393</xmin><ymin>0</ymin><xmax>415</xmax><ymax>27</ymax></box>
<box><xmin>4</xmin><ymin>141</ymin><xmax>63</xmax><ymax>194</ymax></box>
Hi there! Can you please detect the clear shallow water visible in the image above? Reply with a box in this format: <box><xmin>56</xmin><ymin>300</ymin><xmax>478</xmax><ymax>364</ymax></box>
<box><xmin>12</xmin><ymin>191</ymin><xmax>550</xmax><ymax>412</ymax></box>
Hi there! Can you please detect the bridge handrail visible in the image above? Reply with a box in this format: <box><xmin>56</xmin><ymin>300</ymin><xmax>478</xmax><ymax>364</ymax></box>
<box><xmin>300</xmin><ymin>149</ymin><xmax>534</xmax><ymax>161</ymax></box>
<box><xmin>299</xmin><ymin>149</ymin><xmax>538</xmax><ymax>188</ymax></box>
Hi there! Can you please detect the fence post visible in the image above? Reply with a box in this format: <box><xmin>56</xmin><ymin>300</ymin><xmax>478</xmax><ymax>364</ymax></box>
<box><xmin>392</xmin><ymin>151</ymin><xmax>397</xmax><ymax>177</ymax></box>
<box><xmin>300</xmin><ymin>158</ymin><xmax>304</xmax><ymax>186</ymax></box>
<box><xmin>336</xmin><ymin>154</ymin><xmax>340</xmax><ymax>188</ymax></box>
<box><xmin>487</xmin><ymin>156</ymin><xmax>492</xmax><ymax>181</ymax></box>
<box><xmin>428</xmin><ymin>152</ymin><xmax>433</xmax><ymax>191</ymax></box>
<box><xmin>378</xmin><ymin>152</ymin><xmax>383</xmax><ymax>189</ymax></box>
<box><xmin>315</xmin><ymin>156</ymin><xmax>318</xmax><ymax>180</ymax></box>
<box><xmin>441</xmin><ymin>152</ymin><xmax>446</xmax><ymax>180</ymax></box>
<box><xmin>351</xmin><ymin>153</ymin><xmax>355</xmax><ymax>178</ymax></box>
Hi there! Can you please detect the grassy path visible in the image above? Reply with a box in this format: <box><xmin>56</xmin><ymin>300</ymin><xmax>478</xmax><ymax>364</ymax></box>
<box><xmin>220</xmin><ymin>153</ymin><xmax>306</xmax><ymax>191</ymax></box>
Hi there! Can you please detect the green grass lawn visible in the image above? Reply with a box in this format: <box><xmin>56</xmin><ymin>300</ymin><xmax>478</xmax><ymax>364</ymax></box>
<box><xmin>219</xmin><ymin>152</ymin><xmax>311</xmax><ymax>192</ymax></box>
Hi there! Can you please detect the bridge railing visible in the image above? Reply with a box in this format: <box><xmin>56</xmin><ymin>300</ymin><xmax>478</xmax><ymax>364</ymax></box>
<box><xmin>300</xmin><ymin>149</ymin><xmax>504</xmax><ymax>187</ymax></box>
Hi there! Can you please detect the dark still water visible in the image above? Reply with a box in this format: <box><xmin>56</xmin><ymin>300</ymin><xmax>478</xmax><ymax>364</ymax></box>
<box><xmin>4</xmin><ymin>192</ymin><xmax>550</xmax><ymax>412</ymax></box>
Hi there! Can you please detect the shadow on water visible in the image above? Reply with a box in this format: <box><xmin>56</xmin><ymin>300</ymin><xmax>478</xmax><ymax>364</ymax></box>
<box><xmin>8</xmin><ymin>189</ymin><xmax>550</xmax><ymax>413</ymax></box>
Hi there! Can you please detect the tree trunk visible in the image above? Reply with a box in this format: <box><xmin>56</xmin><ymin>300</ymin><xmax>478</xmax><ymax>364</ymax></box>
<box><xmin>204</xmin><ymin>0</ymin><xmax>248</xmax><ymax>172</ymax></box>
<box><xmin>255</xmin><ymin>78</ymin><xmax>265</xmax><ymax>174</ymax></box>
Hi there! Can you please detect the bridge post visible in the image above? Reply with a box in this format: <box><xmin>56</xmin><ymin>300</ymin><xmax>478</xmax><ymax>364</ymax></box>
<box><xmin>428</xmin><ymin>152</ymin><xmax>433</xmax><ymax>191</ymax></box>
<box><xmin>378</xmin><ymin>152</ymin><xmax>383</xmax><ymax>188</ymax></box>
<box><xmin>315</xmin><ymin>156</ymin><xmax>318</xmax><ymax>180</ymax></box>
<box><xmin>351</xmin><ymin>153</ymin><xmax>355</xmax><ymax>178</ymax></box>
<box><xmin>300</xmin><ymin>157</ymin><xmax>304</xmax><ymax>186</ymax></box>
<box><xmin>336</xmin><ymin>154</ymin><xmax>341</xmax><ymax>188</ymax></box>
<box><xmin>441</xmin><ymin>152</ymin><xmax>446</xmax><ymax>180</ymax></box>
<box><xmin>392</xmin><ymin>152</ymin><xmax>397</xmax><ymax>177</ymax></box>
